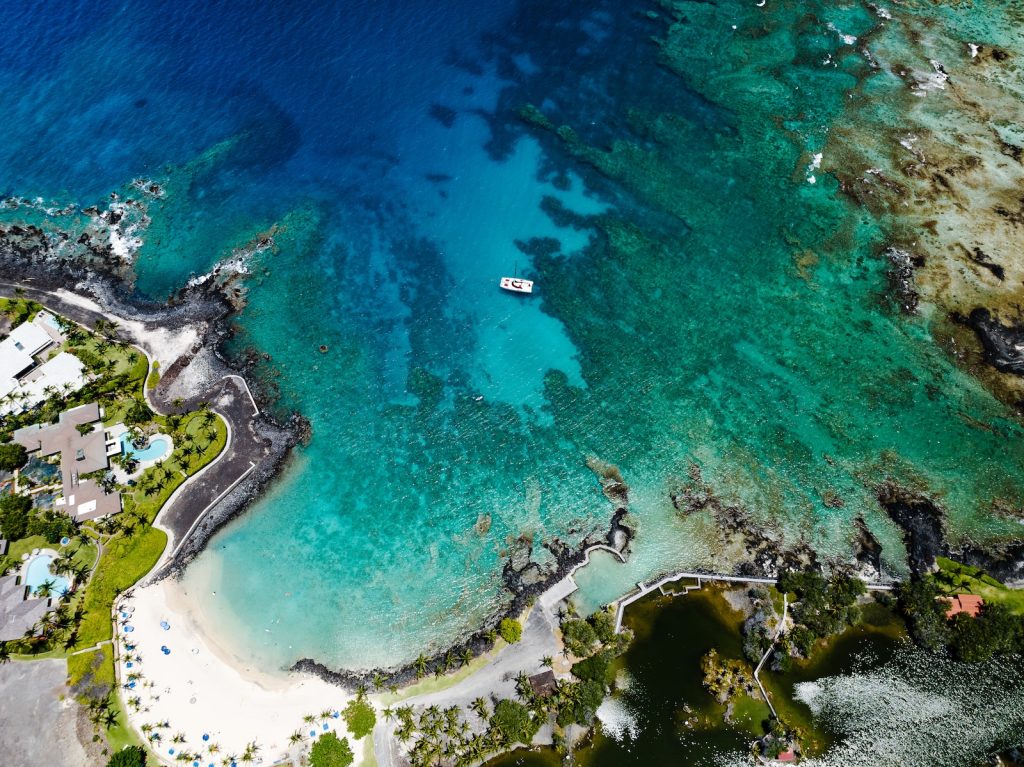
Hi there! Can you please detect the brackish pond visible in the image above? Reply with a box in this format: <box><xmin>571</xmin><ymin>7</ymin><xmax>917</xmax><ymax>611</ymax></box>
<box><xmin>487</xmin><ymin>588</ymin><xmax>906</xmax><ymax>767</ymax></box>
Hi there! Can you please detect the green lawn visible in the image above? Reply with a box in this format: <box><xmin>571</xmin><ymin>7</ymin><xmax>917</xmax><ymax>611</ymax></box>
<box><xmin>935</xmin><ymin>557</ymin><xmax>1024</xmax><ymax>615</ymax></box>
<box><xmin>67</xmin><ymin>644</ymin><xmax>148</xmax><ymax>755</ymax></box>
<box><xmin>123</xmin><ymin>411</ymin><xmax>228</xmax><ymax>523</ymax></box>
<box><xmin>77</xmin><ymin>411</ymin><xmax>226</xmax><ymax>647</ymax></box>
<box><xmin>146</xmin><ymin>360</ymin><xmax>160</xmax><ymax>391</ymax></box>
<box><xmin>77</xmin><ymin>527</ymin><xmax>168</xmax><ymax>648</ymax></box>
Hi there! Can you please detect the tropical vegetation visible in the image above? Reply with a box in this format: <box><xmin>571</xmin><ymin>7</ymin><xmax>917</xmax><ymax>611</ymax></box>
<box><xmin>0</xmin><ymin>298</ymin><xmax>228</xmax><ymax>759</ymax></box>
<box><xmin>309</xmin><ymin>731</ymin><xmax>354</xmax><ymax>767</ymax></box>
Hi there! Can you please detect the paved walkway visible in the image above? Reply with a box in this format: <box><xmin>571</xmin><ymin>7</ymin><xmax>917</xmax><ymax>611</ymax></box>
<box><xmin>152</xmin><ymin>376</ymin><xmax>270</xmax><ymax>560</ymax></box>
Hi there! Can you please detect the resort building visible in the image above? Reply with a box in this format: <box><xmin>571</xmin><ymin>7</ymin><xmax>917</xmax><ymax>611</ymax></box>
<box><xmin>12</xmin><ymin>403</ymin><xmax>122</xmax><ymax>522</ymax></box>
<box><xmin>944</xmin><ymin>593</ymin><xmax>984</xmax><ymax>619</ymax></box>
<box><xmin>0</xmin><ymin>311</ymin><xmax>86</xmax><ymax>415</ymax></box>
<box><xmin>0</xmin><ymin>573</ymin><xmax>52</xmax><ymax>642</ymax></box>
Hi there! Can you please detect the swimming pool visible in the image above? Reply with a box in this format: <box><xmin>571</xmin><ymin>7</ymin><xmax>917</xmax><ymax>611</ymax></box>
<box><xmin>119</xmin><ymin>432</ymin><xmax>171</xmax><ymax>462</ymax></box>
<box><xmin>23</xmin><ymin>554</ymin><xmax>70</xmax><ymax>597</ymax></box>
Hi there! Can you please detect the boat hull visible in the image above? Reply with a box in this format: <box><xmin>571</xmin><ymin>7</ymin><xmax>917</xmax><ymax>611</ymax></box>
<box><xmin>499</xmin><ymin>276</ymin><xmax>534</xmax><ymax>294</ymax></box>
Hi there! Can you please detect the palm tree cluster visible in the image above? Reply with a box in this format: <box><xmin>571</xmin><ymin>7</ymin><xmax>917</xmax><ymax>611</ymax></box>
<box><xmin>388</xmin><ymin>696</ymin><xmax>524</xmax><ymax>767</ymax></box>
<box><xmin>14</xmin><ymin>600</ymin><xmax>84</xmax><ymax>653</ymax></box>
<box><xmin>85</xmin><ymin>694</ymin><xmax>119</xmax><ymax>730</ymax></box>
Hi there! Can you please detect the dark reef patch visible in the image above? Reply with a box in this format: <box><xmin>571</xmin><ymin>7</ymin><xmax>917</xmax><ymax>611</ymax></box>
<box><xmin>428</xmin><ymin>103</ymin><xmax>458</xmax><ymax>128</ymax></box>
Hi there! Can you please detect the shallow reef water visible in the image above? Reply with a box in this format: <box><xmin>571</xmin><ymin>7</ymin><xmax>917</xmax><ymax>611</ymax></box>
<box><xmin>2</xmin><ymin>0</ymin><xmax>1024</xmax><ymax>678</ymax></box>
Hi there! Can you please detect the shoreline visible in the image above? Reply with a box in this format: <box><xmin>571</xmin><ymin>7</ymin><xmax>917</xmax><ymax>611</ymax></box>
<box><xmin>114</xmin><ymin>580</ymin><xmax>360</xmax><ymax>766</ymax></box>
<box><xmin>0</xmin><ymin>234</ymin><xmax>309</xmax><ymax>582</ymax></box>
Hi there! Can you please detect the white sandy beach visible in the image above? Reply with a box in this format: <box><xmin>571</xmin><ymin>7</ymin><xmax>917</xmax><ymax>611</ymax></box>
<box><xmin>50</xmin><ymin>287</ymin><xmax>199</xmax><ymax>368</ymax></box>
<box><xmin>116</xmin><ymin>580</ymin><xmax>356</xmax><ymax>766</ymax></box>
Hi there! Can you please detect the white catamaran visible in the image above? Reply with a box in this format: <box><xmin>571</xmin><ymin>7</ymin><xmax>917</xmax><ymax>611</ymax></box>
<box><xmin>499</xmin><ymin>276</ymin><xmax>534</xmax><ymax>294</ymax></box>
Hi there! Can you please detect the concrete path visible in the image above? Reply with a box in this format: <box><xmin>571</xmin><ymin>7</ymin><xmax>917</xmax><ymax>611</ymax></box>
<box><xmin>152</xmin><ymin>376</ymin><xmax>267</xmax><ymax>558</ymax></box>
<box><xmin>0</xmin><ymin>658</ymin><xmax>98</xmax><ymax>767</ymax></box>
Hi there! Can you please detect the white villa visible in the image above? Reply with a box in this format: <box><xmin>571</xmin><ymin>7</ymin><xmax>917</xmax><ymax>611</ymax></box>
<box><xmin>0</xmin><ymin>311</ymin><xmax>86</xmax><ymax>415</ymax></box>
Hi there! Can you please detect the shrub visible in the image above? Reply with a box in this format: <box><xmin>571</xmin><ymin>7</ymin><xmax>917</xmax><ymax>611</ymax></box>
<box><xmin>490</xmin><ymin>699</ymin><xmax>539</xmax><ymax>745</ymax></box>
<box><xmin>26</xmin><ymin>509</ymin><xmax>76</xmax><ymax>543</ymax></box>
<box><xmin>342</xmin><ymin>698</ymin><xmax>376</xmax><ymax>739</ymax></box>
<box><xmin>590</xmin><ymin>608</ymin><xmax>616</xmax><ymax>644</ymax></box>
<box><xmin>310</xmin><ymin>732</ymin><xmax>354</xmax><ymax>767</ymax></box>
<box><xmin>896</xmin><ymin>577</ymin><xmax>951</xmax><ymax>653</ymax></box>
<box><xmin>0</xmin><ymin>493</ymin><xmax>32</xmax><ymax>540</ymax></box>
<box><xmin>571</xmin><ymin>650</ymin><xmax>612</xmax><ymax>685</ymax></box>
<box><xmin>0</xmin><ymin>442</ymin><xmax>27</xmax><ymax>471</ymax></box>
<box><xmin>499</xmin><ymin>617</ymin><xmax>522</xmax><ymax>644</ymax></box>
<box><xmin>106</xmin><ymin>745</ymin><xmax>146</xmax><ymax>767</ymax></box>
<box><xmin>561</xmin><ymin>618</ymin><xmax>598</xmax><ymax>657</ymax></box>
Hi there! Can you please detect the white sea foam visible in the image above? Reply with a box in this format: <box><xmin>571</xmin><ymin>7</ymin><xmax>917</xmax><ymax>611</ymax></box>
<box><xmin>596</xmin><ymin>695</ymin><xmax>639</xmax><ymax>742</ymax></box>
<box><xmin>912</xmin><ymin>60</ymin><xmax>949</xmax><ymax>96</ymax></box>
<box><xmin>724</xmin><ymin>647</ymin><xmax>1024</xmax><ymax>766</ymax></box>
<box><xmin>827</xmin><ymin>22</ymin><xmax>857</xmax><ymax>46</ymax></box>
<box><xmin>807</xmin><ymin>152</ymin><xmax>823</xmax><ymax>184</ymax></box>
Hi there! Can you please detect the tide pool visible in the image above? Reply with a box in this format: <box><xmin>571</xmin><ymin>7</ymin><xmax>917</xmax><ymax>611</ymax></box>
<box><xmin>2</xmin><ymin>0</ymin><xmax>1023</xmax><ymax>675</ymax></box>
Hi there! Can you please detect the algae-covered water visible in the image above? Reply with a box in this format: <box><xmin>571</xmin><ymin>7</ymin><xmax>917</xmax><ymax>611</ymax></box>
<box><xmin>2</xmin><ymin>1</ymin><xmax>1024</xmax><ymax>671</ymax></box>
<box><xmin>485</xmin><ymin>591</ymin><xmax>1023</xmax><ymax>767</ymax></box>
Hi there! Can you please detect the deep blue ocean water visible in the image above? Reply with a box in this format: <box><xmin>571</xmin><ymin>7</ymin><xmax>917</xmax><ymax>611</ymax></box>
<box><xmin>4</xmin><ymin>0</ymin><xmax>1024</xmax><ymax>677</ymax></box>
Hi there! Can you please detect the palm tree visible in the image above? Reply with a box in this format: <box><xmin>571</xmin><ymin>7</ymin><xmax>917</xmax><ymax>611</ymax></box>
<box><xmin>382</xmin><ymin>706</ymin><xmax>395</xmax><ymax>722</ymax></box>
<box><xmin>542</xmin><ymin>655</ymin><xmax>553</xmax><ymax>668</ymax></box>
<box><xmin>469</xmin><ymin>697</ymin><xmax>489</xmax><ymax>721</ymax></box>
<box><xmin>414</xmin><ymin>653</ymin><xmax>428</xmax><ymax>679</ymax></box>
<box><xmin>460</xmin><ymin>648</ymin><xmax>473</xmax><ymax>667</ymax></box>
<box><xmin>442</xmin><ymin>651</ymin><xmax>454</xmax><ymax>672</ymax></box>
<box><xmin>0</xmin><ymin>641</ymin><xmax>10</xmax><ymax>664</ymax></box>
<box><xmin>35</xmin><ymin>579</ymin><xmax>55</xmax><ymax>598</ymax></box>
<box><xmin>372</xmin><ymin>671</ymin><xmax>386</xmax><ymax>690</ymax></box>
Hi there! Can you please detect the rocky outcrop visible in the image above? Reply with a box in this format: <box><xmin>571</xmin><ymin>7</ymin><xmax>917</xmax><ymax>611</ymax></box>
<box><xmin>964</xmin><ymin>308</ymin><xmax>1024</xmax><ymax>376</ymax></box>
<box><xmin>876</xmin><ymin>481</ymin><xmax>946</xmax><ymax>575</ymax></box>
<box><xmin>0</xmin><ymin>225</ymin><xmax>307</xmax><ymax>579</ymax></box>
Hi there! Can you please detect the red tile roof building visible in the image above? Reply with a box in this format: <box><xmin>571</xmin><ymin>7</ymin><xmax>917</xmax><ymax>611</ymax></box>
<box><xmin>944</xmin><ymin>594</ymin><xmax>984</xmax><ymax>619</ymax></box>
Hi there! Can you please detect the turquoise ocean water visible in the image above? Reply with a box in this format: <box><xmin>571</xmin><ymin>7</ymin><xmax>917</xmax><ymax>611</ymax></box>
<box><xmin>2</xmin><ymin>1</ymin><xmax>1023</xmax><ymax>672</ymax></box>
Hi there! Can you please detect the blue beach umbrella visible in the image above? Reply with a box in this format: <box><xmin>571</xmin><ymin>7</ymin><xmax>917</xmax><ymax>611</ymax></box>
<box><xmin>160</xmin><ymin>620</ymin><xmax>171</xmax><ymax>630</ymax></box>
<box><xmin>202</xmin><ymin>733</ymin><xmax>209</xmax><ymax>741</ymax></box>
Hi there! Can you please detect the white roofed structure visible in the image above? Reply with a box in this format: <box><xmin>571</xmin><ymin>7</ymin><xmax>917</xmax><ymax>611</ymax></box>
<box><xmin>0</xmin><ymin>321</ymin><xmax>53</xmax><ymax>401</ymax></box>
<box><xmin>0</xmin><ymin>316</ymin><xmax>85</xmax><ymax>415</ymax></box>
